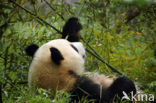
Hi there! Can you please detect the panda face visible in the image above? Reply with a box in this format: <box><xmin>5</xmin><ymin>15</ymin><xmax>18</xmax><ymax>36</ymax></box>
<box><xmin>35</xmin><ymin>39</ymin><xmax>84</xmax><ymax>70</ymax></box>
<box><xmin>28</xmin><ymin>39</ymin><xmax>85</xmax><ymax>89</ymax></box>
<box><xmin>71</xmin><ymin>42</ymin><xmax>86</xmax><ymax>59</ymax></box>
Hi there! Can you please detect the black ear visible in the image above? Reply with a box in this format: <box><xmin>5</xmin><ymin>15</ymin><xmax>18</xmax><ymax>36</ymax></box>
<box><xmin>25</xmin><ymin>44</ymin><xmax>39</xmax><ymax>57</ymax></box>
<box><xmin>50</xmin><ymin>47</ymin><xmax>64</xmax><ymax>65</ymax></box>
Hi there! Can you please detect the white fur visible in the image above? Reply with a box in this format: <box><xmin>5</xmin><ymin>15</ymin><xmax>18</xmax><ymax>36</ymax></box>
<box><xmin>83</xmin><ymin>72</ymin><xmax>114</xmax><ymax>88</ymax></box>
<box><xmin>72</xmin><ymin>42</ymin><xmax>86</xmax><ymax>59</ymax></box>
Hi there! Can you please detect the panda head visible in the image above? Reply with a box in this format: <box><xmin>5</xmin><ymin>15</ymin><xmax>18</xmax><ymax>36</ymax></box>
<box><xmin>25</xmin><ymin>39</ymin><xmax>85</xmax><ymax>75</ymax></box>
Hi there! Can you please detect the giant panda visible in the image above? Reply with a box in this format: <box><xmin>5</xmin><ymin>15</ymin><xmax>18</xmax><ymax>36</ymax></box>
<box><xmin>25</xmin><ymin>39</ymin><xmax>136</xmax><ymax>103</ymax></box>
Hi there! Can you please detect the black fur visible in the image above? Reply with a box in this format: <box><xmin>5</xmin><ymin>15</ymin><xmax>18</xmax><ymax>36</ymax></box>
<box><xmin>70</xmin><ymin>76</ymin><xmax>106</xmax><ymax>103</ymax></box>
<box><xmin>71</xmin><ymin>44</ymin><xmax>79</xmax><ymax>53</ymax></box>
<box><xmin>50</xmin><ymin>47</ymin><xmax>64</xmax><ymax>65</ymax></box>
<box><xmin>25</xmin><ymin>44</ymin><xmax>39</xmax><ymax>57</ymax></box>
<box><xmin>62</xmin><ymin>17</ymin><xmax>82</xmax><ymax>42</ymax></box>
<box><xmin>107</xmin><ymin>76</ymin><xmax>136</xmax><ymax>103</ymax></box>
<box><xmin>68</xmin><ymin>70</ymin><xmax>79</xmax><ymax>78</ymax></box>
<box><xmin>70</xmin><ymin>76</ymin><xmax>136</xmax><ymax>103</ymax></box>
<box><xmin>150</xmin><ymin>99</ymin><xmax>156</xmax><ymax>103</ymax></box>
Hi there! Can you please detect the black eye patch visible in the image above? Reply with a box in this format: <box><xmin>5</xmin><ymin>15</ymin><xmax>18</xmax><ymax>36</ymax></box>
<box><xmin>71</xmin><ymin>44</ymin><xmax>79</xmax><ymax>53</ymax></box>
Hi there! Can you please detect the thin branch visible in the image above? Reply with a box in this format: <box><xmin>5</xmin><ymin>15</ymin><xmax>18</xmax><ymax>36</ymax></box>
<box><xmin>43</xmin><ymin>0</ymin><xmax>65</xmax><ymax>20</ymax></box>
<box><xmin>9</xmin><ymin>0</ymin><xmax>62</xmax><ymax>34</ymax></box>
<box><xmin>126</xmin><ymin>6</ymin><xmax>141</xmax><ymax>24</ymax></box>
<box><xmin>86</xmin><ymin>49</ymin><xmax>122</xmax><ymax>75</ymax></box>
<box><xmin>82</xmin><ymin>38</ymin><xmax>123</xmax><ymax>75</ymax></box>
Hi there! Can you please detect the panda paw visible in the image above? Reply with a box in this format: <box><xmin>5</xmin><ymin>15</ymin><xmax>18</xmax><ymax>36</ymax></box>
<box><xmin>109</xmin><ymin>76</ymin><xmax>136</xmax><ymax>99</ymax></box>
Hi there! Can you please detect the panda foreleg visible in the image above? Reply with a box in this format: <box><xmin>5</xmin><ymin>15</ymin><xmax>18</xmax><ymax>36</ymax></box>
<box><xmin>70</xmin><ymin>76</ymin><xmax>111</xmax><ymax>103</ymax></box>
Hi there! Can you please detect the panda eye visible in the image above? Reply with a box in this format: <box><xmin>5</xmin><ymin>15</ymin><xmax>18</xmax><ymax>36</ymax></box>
<box><xmin>83</xmin><ymin>55</ymin><xmax>86</xmax><ymax>59</ymax></box>
<box><xmin>71</xmin><ymin>44</ymin><xmax>79</xmax><ymax>53</ymax></box>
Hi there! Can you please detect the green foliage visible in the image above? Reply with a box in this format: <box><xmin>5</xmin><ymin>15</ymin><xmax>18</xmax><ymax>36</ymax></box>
<box><xmin>123</xmin><ymin>0</ymin><xmax>155</xmax><ymax>8</ymax></box>
<box><xmin>0</xmin><ymin>0</ymin><xmax>156</xmax><ymax>102</ymax></box>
